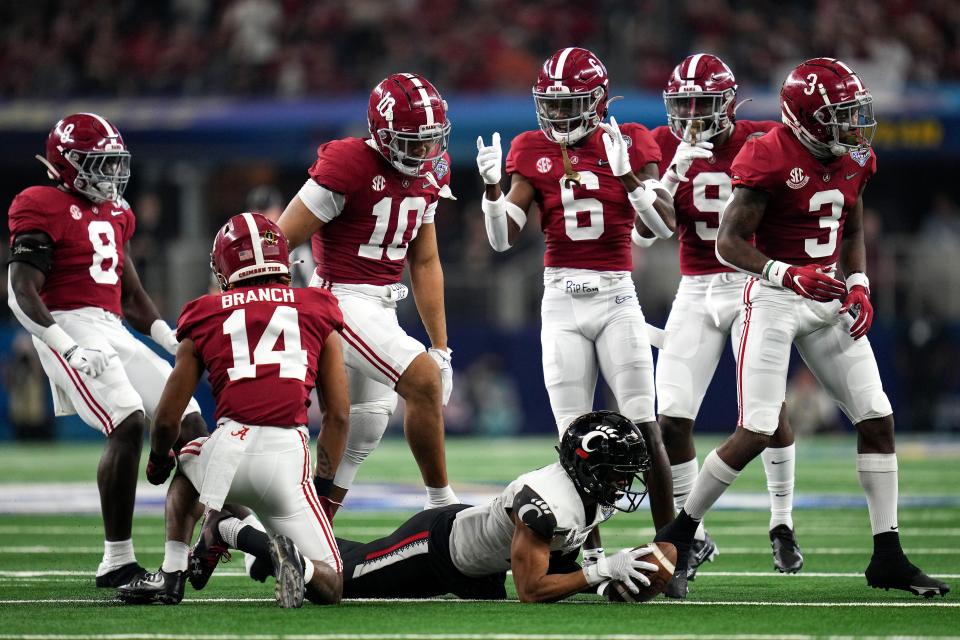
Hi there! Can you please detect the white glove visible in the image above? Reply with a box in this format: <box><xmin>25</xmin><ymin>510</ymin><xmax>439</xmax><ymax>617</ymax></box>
<box><xmin>599</xmin><ymin>117</ymin><xmax>632</xmax><ymax>178</ymax></box>
<box><xmin>476</xmin><ymin>133</ymin><xmax>502</xmax><ymax>185</ymax></box>
<box><xmin>428</xmin><ymin>347</ymin><xmax>453</xmax><ymax>406</ymax></box>
<box><xmin>665</xmin><ymin>140</ymin><xmax>714</xmax><ymax>185</ymax></box>
<box><xmin>582</xmin><ymin>546</ymin><xmax>658</xmax><ymax>594</ymax></box>
<box><xmin>150</xmin><ymin>319</ymin><xmax>179</xmax><ymax>356</ymax></box>
<box><xmin>64</xmin><ymin>345</ymin><xmax>111</xmax><ymax>378</ymax></box>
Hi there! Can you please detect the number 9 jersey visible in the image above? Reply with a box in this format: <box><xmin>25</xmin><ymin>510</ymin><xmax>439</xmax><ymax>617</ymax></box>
<box><xmin>8</xmin><ymin>186</ymin><xmax>135</xmax><ymax>315</ymax></box>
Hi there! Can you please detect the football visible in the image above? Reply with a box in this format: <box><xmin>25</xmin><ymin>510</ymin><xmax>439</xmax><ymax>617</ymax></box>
<box><xmin>606</xmin><ymin>541</ymin><xmax>678</xmax><ymax>603</ymax></box>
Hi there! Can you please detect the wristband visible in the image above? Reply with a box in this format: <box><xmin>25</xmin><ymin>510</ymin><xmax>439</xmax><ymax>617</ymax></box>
<box><xmin>480</xmin><ymin>194</ymin><xmax>505</xmax><ymax>219</ymax></box>
<box><xmin>631</xmin><ymin>228</ymin><xmax>658</xmax><ymax>247</ymax></box>
<box><xmin>642</xmin><ymin>178</ymin><xmax>667</xmax><ymax>193</ymax></box>
<box><xmin>40</xmin><ymin>324</ymin><xmax>79</xmax><ymax>357</ymax></box>
<box><xmin>845</xmin><ymin>272</ymin><xmax>870</xmax><ymax>293</ymax></box>
<box><xmin>762</xmin><ymin>260</ymin><xmax>790</xmax><ymax>287</ymax></box>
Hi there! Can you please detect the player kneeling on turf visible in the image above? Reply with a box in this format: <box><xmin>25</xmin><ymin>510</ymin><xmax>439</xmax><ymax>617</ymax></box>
<box><xmin>117</xmin><ymin>213</ymin><xmax>348</xmax><ymax>607</ymax></box>
<box><xmin>333</xmin><ymin>411</ymin><xmax>665</xmax><ymax>602</ymax></box>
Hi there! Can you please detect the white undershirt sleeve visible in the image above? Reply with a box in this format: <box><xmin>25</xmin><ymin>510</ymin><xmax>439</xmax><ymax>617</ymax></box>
<box><xmin>297</xmin><ymin>179</ymin><xmax>346</xmax><ymax>223</ymax></box>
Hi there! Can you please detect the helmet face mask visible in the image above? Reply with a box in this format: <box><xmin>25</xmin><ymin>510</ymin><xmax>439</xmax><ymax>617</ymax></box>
<box><xmin>557</xmin><ymin>410</ymin><xmax>651</xmax><ymax>513</ymax></box>
<box><xmin>813</xmin><ymin>93</ymin><xmax>876</xmax><ymax>152</ymax></box>
<box><xmin>377</xmin><ymin>120</ymin><xmax>451</xmax><ymax>177</ymax></box>
<box><xmin>533</xmin><ymin>87</ymin><xmax>604</xmax><ymax>145</ymax></box>
<box><xmin>67</xmin><ymin>149</ymin><xmax>131</xmax><ymax>203</ymax></box>
<box><xmin>664</xmin><ymin>89</ymin><xmax>736</xmax><ymax>143</ymax></box>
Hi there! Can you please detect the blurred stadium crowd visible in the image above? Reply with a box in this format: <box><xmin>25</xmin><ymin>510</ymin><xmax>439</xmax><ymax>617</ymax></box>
<box><xmin>2</xmin><ymin>0</ymin><xmax>960</xmax><ymax>438</ymax></box>
<box><xmin>2</xmin><ymin>0</ymin><xmax>960</xmax><ymax>98</ymax></box>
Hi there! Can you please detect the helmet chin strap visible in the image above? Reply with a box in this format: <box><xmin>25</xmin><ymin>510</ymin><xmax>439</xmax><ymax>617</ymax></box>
<box><xmin>35</xmin><ymin>155</ymin><xmax>61</xmax><ymax>181</ymax></box>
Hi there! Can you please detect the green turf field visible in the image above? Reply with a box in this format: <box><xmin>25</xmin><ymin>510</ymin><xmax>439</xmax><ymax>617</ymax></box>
<box><xmin>0</xmin><ymin>435</ymin><xmax>957</xmax><ymax>640</ymax></box>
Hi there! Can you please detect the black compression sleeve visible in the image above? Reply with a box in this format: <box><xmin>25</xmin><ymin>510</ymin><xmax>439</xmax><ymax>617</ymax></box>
<box><xmin>9</xmin><ymin>235</ymin><xmax>53</xmax><ymax>275</ymax></box>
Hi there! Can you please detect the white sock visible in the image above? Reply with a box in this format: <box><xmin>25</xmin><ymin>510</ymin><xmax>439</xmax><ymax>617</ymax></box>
<box><xmin>857</xmin><ymin>453</ymin><xmax>899</xmax><ymax>535</ymax></box>
<box><xmin>671</xmin><ymin>458</ymin><xmax>706</xmax><ymax>541</ymax></box>
<box><xmin>302</xmin><ymin>557</ymin><xmax>315</xmax><ymax>583</ymax></box>
<box><xmin>425</xmin><ymin>485</ymin><xmax>458</xmax><ymax>509</ymax></box>
<box><xmin>684</xmin><ymin>450</ymin><xmax>741</xmax><ymax>520</ymax></box>
<box><xmin>161</xmin><ymin>541</ymin><xmax>190</xmax><ymax>573</ymax></box>
<box><xmin>97</xmin><ymin>539</ymin><xmax>136</xmax><ymax>576</ymax></box>
<box><xmin>218</xmin><ymin>517</ymin><xmax>244</xmax><ymax>548</ymax></box>
<box><xmin>762</xmin><ymin>444</ymin><xmax>796</xmax><ymax>530</ymax></box>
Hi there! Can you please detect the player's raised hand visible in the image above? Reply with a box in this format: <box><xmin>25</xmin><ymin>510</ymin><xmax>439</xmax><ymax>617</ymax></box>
<box><xmin>64</xmin><ymin>344</ymin><xmax>111</xmax><ymax>378</ymax></box>
<box><xmin>666</xmin><ymin>141</ymin><xmax>714</xmax><ymax>184</ymax></box>
<box><xmin>476</xmin><ymin>133</ymin><xmax>502</xmax><ymax>185</ymax></box>
<box><xmin>780</xmin><ymin>264</ymin><xmax>847</xmax><ymax>302</ymax></box>
<box><xmin>840</xmin><ymin>285</ymin><xmax>873</xmax><ymax>339</ymax></box>
<box><xmin>599</xmin><ymin>116</ymin><xmax>632</xmax><ymax>178</ymax></box>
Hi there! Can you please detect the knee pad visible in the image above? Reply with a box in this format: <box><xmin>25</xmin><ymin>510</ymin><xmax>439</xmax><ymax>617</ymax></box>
<box><xmin>334</xmin><ymin>411</ymin><xmax>391</xmax><ymax>490</ymax></box>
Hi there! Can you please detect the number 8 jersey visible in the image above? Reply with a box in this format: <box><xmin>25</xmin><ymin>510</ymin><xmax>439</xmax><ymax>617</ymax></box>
<box><xmin>301</xmin><ymin>137</ymin><xmax>452</xmax><ymax>285</ymax></box>
<box><xmin>505</xmin><ymin>125</ymin><xmax>661</xmax><ymax>271</ymax></box>
<box><xmin>8</xmin><ymin>186</ymin><xmax>135</xmax><ymax>315</ymax></box>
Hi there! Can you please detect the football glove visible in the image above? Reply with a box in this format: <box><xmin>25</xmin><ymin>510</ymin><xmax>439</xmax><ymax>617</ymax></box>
<box><xmin>476</xmin><ymin>133</ymin><xmax>503</xmax><ymax>185</ymax></box>
<box><xmin>764</xmin><ymin>261</ymin><xmax>846</xmax><ymax>302</ymax></box>
<box><xmin>582</xmin><ymin>546</ymin><xmax>658</xmax><ymax>593</ymax></box>
<box><xmin>840</xmin><ymin>284</ymin><xmax>873</xmax><ymax>340</ymax></box>
<box><xmin>599</xmin><ymin>117</ymin><xmax>632</xmax><ymax>178</ymax></box>
<box><xmin>63</xmin><ymin>344</ymin><xmax>111</xmax><ymax>378</ymax></box>
<box><xmin>146</xmin><ymin>450</ymin><xmax>176</xmax><ymax>485</ymax></box>
<box><xmin>428</xmin><ymin>347</ymin><xmax>453</xmax><ymax>406</ymax></box>
<box><xmin>664</xmin><ymin>141</ymin><xmax>714</xmax><ymax>193</ymax></box>
<box><xmin>150</xmin><ymin>319</ymin><xmax>179</xmax><ymax>356</ymax></box>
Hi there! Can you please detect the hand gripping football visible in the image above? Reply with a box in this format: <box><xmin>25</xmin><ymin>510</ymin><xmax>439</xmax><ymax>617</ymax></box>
<box><xmin>607</xmin><ymin>541</ymin><xmax>677</xmax><ymax>602</ymax></box>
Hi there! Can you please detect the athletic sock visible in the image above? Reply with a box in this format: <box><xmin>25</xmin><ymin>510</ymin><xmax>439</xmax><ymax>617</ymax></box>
<box><xmin>235</xmin><ymin>526</ymin><xmax>271</xmax><ymax>559</ymax></box>
<box><xmin>857</xmin><ymin>453</ymin><xmax>899</xmax><ymax>536</ymax></box>
<box><xmin>97</xmin><ymin>539</ymin><xmax>136</xmax><ymax>576</ymax></box>
<box><xmin>217</xmin><ymin>517</ymin><xmax>245</xmax><ymax>548</ymax></box>
<box><xmin>683</xmin><ymin>449</ymin><xmax>741</xmax><ymax>520</ymax></box>
<box><xmin>161</xmin><ymin>541</ymin><xmax>189</xmax><ymax>573</ymax></box>
<box><xmin>300</xmin><ymin>554</ymin><xmax>315</xmax><ymax>582</ymax></box>
<box><xmin>425</xmin><ymin>485</ymin><xmax>458</xmax><ymax>509</ymax></box>
<box><xmin>240</xmin><ymin>513</ymin><xmax>267</xmax><ymax>575</ymax></box>
<box><xmin>671</xmin><ymin>458</ymin><xmax>706</xmax><ymax>541</ymax></box>
<box><xmin>762</xmin><ymin>443</ymin><xmax>796</xmax><ymax>530</ymax></box>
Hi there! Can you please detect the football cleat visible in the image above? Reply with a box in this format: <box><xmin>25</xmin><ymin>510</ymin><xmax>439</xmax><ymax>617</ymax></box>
<box><xmin>116</xmin><ymin>569</ymin><xmax>186</xmax><ymax>605</ymax></box>
<box><xmin>188</xmin><ymin>509</ymin><xmax>232</xmax><ymax>591</ymax></box>
<box><xmin>866</xmin><ymin>554</ymin><xmax>950</xmax><ymax>598</ymax></box>
<box><xmin>95</xmin><ymin>562</ymin><xmax>146</xmax><ymax>588</ymax></box>
<box><xmin>663</xmin><ymin>569</ymin><xmax>688</xmax><ymax>600</ymax></box>
<box><xmin>269</xmin><ymin>535</ymin><xmax>305</xmax><ymax>608</ymax></box>
<box><xmin>770</xmin><ymin>525</ymin><xmax>804</xmax><ymax>573</ymax></box>
<box><xmin>686</xmin><ymin>532</ymin><xmax>719</xmax><ymax>580</ymax></box>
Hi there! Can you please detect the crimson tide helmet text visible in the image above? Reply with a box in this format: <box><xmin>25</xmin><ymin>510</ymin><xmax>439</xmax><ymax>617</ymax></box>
<box><xmin>533</xmin><ymin>47</ymin><xmax>610</xmax><ymax>145</ymax></box>
<box><xmin>663</xmin><ymin>53</ymin><xmax>738</xmax><ymax>143</ymax></box>
<box><xmin>211</xmin><ymin>212</ymin><xmax>290</xmax><ymax>291</ymax></box>
<box><xmin>780</xmin><ymin>58</ymin><xmax>877</xmax><ymax>157</ymax></box>
<box><xmin>38</xmin><ymin>113</ymin><xmax>131</xmax><ymax>203</ymax></box>
<box><xmin>367</xmin><ymin>73</ymin><xmax>451</xmax><ymax>178</ymax></box>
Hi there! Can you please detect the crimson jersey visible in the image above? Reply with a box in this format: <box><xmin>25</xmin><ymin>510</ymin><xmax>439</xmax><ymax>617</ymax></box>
<box><xmin>505</xmin><ymin>125</ymin><xmax>662</xmax><ymax>271</ymax></box>
<box><xmin>307</xmin><ymin>137</ymin><xmax>451</xmax><ymax>286</ymax></box>
<box><xmin>177</xmin><ymin>285</ymin><xmax>343</xmax><ymax>426</ymax></box>
<box><xmin>652</xmin><ymin>120</ymin><xmax>778</xmax><ymax>275</ymax></box>
<box><xmin>731</xmin><ymin>124</ymin><xmax>877</xmax><ymax>266</ymax></box>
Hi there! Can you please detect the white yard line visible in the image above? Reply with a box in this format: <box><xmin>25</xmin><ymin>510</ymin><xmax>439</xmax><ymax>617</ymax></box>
<box><xmin>0</xmin><ymin>634</ymin><xmax>957</xmax><ymax>640</ymax></box>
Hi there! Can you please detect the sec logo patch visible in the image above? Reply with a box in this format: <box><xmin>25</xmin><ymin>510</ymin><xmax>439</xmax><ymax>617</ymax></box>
<box><xmin>372</xmin><ymin>175</ymin><xmax>385</xmax><ymax>191</ymax></box>
<box><xmin>70</xmin><ymin>204</ymin><xmax>82</xmax><ymax>220</ymax></box>
<box><xmin>536</xmin><ymin>157</ymin><xmax>553</xmax><ymax>174</ymax></box>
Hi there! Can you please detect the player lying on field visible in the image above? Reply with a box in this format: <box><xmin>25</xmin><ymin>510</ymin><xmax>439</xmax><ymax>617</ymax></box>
<box><xmin>329</xmin><ymin>411</ymin><xmax>662</xmax><ymax>602</ymax></box>
<box><xmin>117</xmin><ymin>213</ymin><xmax>348</xmax><ymax>608</ymax></box>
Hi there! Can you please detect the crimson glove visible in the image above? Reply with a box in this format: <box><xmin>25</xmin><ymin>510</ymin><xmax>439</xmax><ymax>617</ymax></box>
<box><xmin>840</xmin><ymin>284</ymin><xmax>873</xmax><ymax>339</ymax></box>
<box><xmin>765</xmin><ymin>261</ymin><xmax>846</xmax><ymax>302</ymax></box>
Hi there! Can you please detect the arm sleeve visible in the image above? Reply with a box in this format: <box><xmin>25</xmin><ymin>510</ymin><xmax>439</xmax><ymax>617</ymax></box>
<box><xmin>422</xmin><ymin>200</ymin><xmax>438</xmax><ymax>225</ymax></box>
<box><xmin>511</xmin><ymin>484</ymin><xmax>558</xmax><ymax>541</ymax></box>
<box><xmin>626</xmin><ymin>124</ymin><xmax>663</xmax><ymax>172</ymax></box>
<box><xmin>730</xmin><ymin>137</ymin><xmax>778</xmax><ymax>192</ymax></box>
<box><xmin>297</xmin><ymin>179</ymin><xmax>346</xmax><ymax>223</ymax></box>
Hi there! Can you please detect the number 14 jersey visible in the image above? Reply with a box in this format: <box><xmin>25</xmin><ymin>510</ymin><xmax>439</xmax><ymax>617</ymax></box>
<box><xmin>8</xmin><ymin>186</ymin><xmax>135</xmax><ymax>316</ymax></box>
<box><xmin>306</xmin><ymin>137</ymin><xmax>452</xmax><ymax>286</ymax></box>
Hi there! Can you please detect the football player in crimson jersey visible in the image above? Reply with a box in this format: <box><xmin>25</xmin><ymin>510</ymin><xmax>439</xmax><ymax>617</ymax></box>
<box><xmin>647</xmin><ymin>54</ymin><xmax>802</xmax><ymax>581</ymax></box>
<box><xmin>6</xmin><ymin>113</ymin><xmax>208</xmax><ymax>588</ymax></box>
<box><xmin>656</xmin><ymin>59</ymin><xmax>949</xmax><ymax>598</ymax></box>
<box><xmin>476</xmin><ymin>48</ymin><xmax>677</xmax><ymax>539</ymax></box>
<box><xmin>276</xmin><ymin>73</ymin><xmax>457</xmax><ymax>513</ymax></box>
<box><xmin>118</xmin><ymin>213</ymin><xmax>348</xmax><ymax>607</ymax></box>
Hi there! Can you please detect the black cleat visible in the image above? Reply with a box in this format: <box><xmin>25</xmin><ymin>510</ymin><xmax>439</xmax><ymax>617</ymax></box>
<box><xmin>95</xmin><ymin>562</ymin><xmax>146</xmax><ymax>588</ymax></box>
<box><xmin>686</xmin><ymin>532</ymin><xmax>719</xmax><ymax>580</ymax></box>
<box><xmin>269</xmin><ymin>535</ymin><xmax>305</xmax><ymax>608</ymax></box>
<box><xmin>188</xmin><ymin>509</ymin><xmax>232</xmax><ymax>591</ymax></box>
<box><xmin>770</xmin><ymin>524</ymin><xmax>804</xmax><ymax>573</ymax></box>
<box><xmin>866</xmin><ymin>554</ymin><xmax>950</xmax><ymax>598</ymax></box>
<box><xmin>663</xmin><ymin>569</ymin><xmax>688</xmax><ymax>599</ymax></box>
<box><xmin>116</xmin><ymin>569</ymin><xmax>186</xmax><ymax>605</ymax></box>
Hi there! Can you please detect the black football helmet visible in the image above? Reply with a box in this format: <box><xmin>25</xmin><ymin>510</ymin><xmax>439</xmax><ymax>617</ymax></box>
<box><xmin>557</xmin><ymin>411</ymin><xmax>651</xmax><ymax>512</ymax></box>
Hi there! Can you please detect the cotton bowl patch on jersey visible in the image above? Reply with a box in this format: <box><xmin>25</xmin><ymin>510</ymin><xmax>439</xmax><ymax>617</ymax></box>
<box><xmin>432</xmin><ymin>157</ymin><xmax>449</xmax><ymax>180</ymax></box>
<box><xmin>850</xmin><ymin>147</ymin><xmax>871</xmax><ymax>167</ymax></box>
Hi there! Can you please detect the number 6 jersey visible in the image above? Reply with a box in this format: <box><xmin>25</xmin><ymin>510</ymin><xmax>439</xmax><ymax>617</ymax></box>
<box><xmin>300</xmin><ymin>137</ymin><xmax>452</xmax><ymax>286</ymax></box>
<box><xmin>177</xmin><ymin>285</ymin><xmax>343</xmax><ymax>426</ymax></box>
<box><xmin>8</xmin><ymin>186</ymin><xmax>135</xmax><ymax>316</ymax></box>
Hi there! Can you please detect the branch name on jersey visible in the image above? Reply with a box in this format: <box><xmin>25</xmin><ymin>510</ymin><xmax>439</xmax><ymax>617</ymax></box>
<box><xmin>448</xmin><ymin>462</ymin><xmax>615</xmax><ymax>577</ymax></box>
<box><xmin>652</xmin><ymin>120</ymin><xmax>778</xmax><ymax>275</ymax></box>
<box><xmin>730</xmin><ymin>124</ymin><xmax>877</xmax><ymax>266</ymax></box>
<box><xmin>177</xmin><ymin>285</ymin><xmax>343</xmax><ymax>426</ymax></box>
<box><xmin>306</xmin><ymin>137</ymin><xmax>451</xmax><ymax>286</ymax></box>
<box><xmin>8</xmin><ymin>186</ymin><xmax>135</xmax><ymax>316</ymax></box>
<box><xmin>505</xmin><ymin>125</ymin><xmax>661</xmax><ymax>272</ymax></box>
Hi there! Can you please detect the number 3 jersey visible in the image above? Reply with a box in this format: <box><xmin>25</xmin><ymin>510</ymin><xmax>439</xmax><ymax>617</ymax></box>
<box><xmin>177</xmin><ymin>285</ymin><xmax>343</xmax><ymax>426</ymax></box>
<box><xmin>8</xmin><ymin>186</ymin><xmax>135</xmax><ymax>316</ymax></box>
<box><xmin>731</xmin><ymin>123</ymin><xmax>877</xmax><ymax>266</ymax></box>
<box><xmin>300</xmin><ymin>137</ymin><xmax>452</xmax><ymax>286</ymax></box>
<box><xmin>651</xmin><ymin>120</ymin><xmax>778</xmax><ymax>275</ymax></box>
<box><xmin>505</xmin><ymin>125</ymin><xmax>661</xmax><ymax>272</ymax></box>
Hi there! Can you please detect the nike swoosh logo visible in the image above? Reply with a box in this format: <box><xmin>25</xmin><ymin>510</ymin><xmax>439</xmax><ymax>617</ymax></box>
<box><xmin>770</xmin><ymin>460</ymin><xmax>786</xmax><ymax>464</ymax></box>
<box><xmin>615</xmin><ymin>295</ymin><xmax>633</xmax><ymax>304</ymax></box>
<box><xmin>845</xmin><ymin>172</ymin><xmax>859</xmax><ymax>180</ymax></box>
<box><xmin>774</xmin><ymin>493</ymin><xmax>790</xmax><ymax>497</ymax></box>
<box><xmin>598</xmin><ymin>159</ymin><xmax>608</xmax><ymax>166</ymax></box>
<box><xmin>890</xmin><ymin>525</ymin><xmax>899</xmax><ymax>531</ymax></box>
<box><xmin>110</xmin><ymin>210</ymin><xmax>124</xmax><ymax>216</ymax></box>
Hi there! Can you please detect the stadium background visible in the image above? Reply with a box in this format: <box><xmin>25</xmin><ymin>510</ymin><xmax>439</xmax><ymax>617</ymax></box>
<box><xmin>1</xmin><ymin>0</ymin><xmax>959</xmax><ymax>441</ymax></box>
